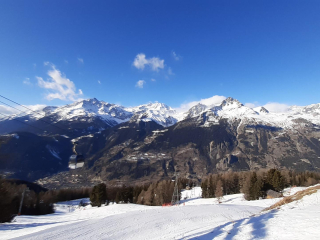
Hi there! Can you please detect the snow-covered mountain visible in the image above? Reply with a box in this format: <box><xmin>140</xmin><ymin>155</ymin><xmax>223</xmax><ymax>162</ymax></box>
<box><xmin>0</xmin><ymin>98</ymin><xmax>181</xmax><ymax>135</ymax></box>
<box><xmin>127</xmin><ymin>102</ymin><xmax>178</xmax><ymax>127</ymax></box>
<box><xmin>183</xmin><ymin>97</ymin><xmax>320</xmax><ymax>129</ymax></box>
<box><xmin>2</xmin><ymin>96</ymin><xmax>320</xmax><ymax>183</ymax></box>
<box><xmin>50</xmin><ymin>98</ymin><xmax>132</xmax><ymax>125</ymax></box>
<box><xmin>1</xmin><ymin>96</ymin><xmax>320</xmax><ymax>134</ymax></box>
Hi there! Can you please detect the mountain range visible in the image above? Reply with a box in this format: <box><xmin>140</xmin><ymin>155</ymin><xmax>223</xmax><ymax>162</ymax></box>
<box><xmin>1</xmin><ymin>97</ymin><xmax>320</xmax><ymax>187</ymax></box>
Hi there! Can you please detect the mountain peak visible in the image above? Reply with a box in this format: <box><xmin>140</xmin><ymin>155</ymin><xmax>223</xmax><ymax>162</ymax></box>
<box><xmin>144</xmin><ymin>102</ymin><xmax>172</xmax><ymax>110</ymax></box>
<box><xmin>221</xmin><ymin>97</ymin><xmax>243</xmax><ymax>108</ymax></box>
<box><xmin>253</xmin><ymin>106</ymin><xmax>269</xmax><ymax>114</ymax></box>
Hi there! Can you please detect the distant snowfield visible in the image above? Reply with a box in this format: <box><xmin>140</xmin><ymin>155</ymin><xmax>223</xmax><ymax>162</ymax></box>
<box><xmin>1</xmin><ymin>186</ymin><xmax>319</xmax><ymax>240</ymax></box>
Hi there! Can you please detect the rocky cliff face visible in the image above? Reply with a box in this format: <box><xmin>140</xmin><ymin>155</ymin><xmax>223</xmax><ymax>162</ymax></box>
<box><xmin>37</xmin><ymin>114</ymin><xmax>320</xmax><ymax>188</ymax></box>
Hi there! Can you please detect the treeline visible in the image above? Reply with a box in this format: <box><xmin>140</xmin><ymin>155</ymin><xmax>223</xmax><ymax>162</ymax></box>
<box><xmin>135</xmin><ymin>180</ymin><xmax>174</xmax><ymax>206</ymax></box>
<box><xmin>0</xmin><ymin>177</ymin><xmax>92</xmax><ymax>223</ymax></box>
<box><xmin>90</xmin><ymin>183</ymin><xmax>146</xmax><ymax>207</ymax></box>
<box><xmin>201</xmin><ymin>170</ymin><xmax>320</xmax><ymax>201</ymax></box>
<box><xmin>40</xmin><ymin>187</ymin><xmax>91</xmax><ymax>204</ymax></box>
<box><xmin>0</xmin><ymin>178</ymin><xmax>54</xmax><ymax>223</ymax></box>
<box><xmin>90</xmin><ymin>178</ymin><xmax>190</xmax><ymax>207</ymax></box>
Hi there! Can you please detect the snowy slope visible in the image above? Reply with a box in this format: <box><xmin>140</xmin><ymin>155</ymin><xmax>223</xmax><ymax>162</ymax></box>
<box><xmin>0</xmin><ymin>187</ymin><xmax>279</xmax><ymax>240</ymax></box>
<box><xmin>193</xmin><ymin>185</ymin><xmax>320</xmax><ymax>240</ymax></box>
<box><xmin>1</xmin><ymin>186</ymin><xmax>319</xmax><ymax>239</ymax></box>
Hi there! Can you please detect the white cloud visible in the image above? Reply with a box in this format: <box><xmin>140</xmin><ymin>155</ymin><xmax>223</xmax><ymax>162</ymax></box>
<box><xmin>23</xmin><ymin>78</ymin><xmax>32</xmax><ymax>85</ymax></box>
<box><xmin>37</xmin><ymin>63</ymin><xmax>83</xmax><ymax>101</ymax></box>
<box><xmin>98</xmin><ymin>80</ymin><xmax>101</xmax><ymax>84</ymax></box>
<box><xmin>133</xmin><ymin>54</ymin><xmax>148</xmax><ymax>70</ymax></box>
<box><xmin>172</xmin><ymin>51</ymin><xmax>181</xmax><ymax>61</ymax></box>
<box><xmin>176</xmin><ymin>95</ymin><xmax>227</xmax><ymax>113</ymax></box>
<box><xmin>263</xmin><ymin>102</ymin><xmax>290</xmax><ymax>113</ymax></box>
<box><xmin>135</xmin><ymin>80</ymin><xmax>146</xmax><ymax>88</ymax></box>
<box><xmin>78</xmin><ymin>58</ymin><xmax>84</xmax><ymax>64</ymax></box>
<box><xmin>27</xmin><ymin>104</ymin><xmax>47</xmax><ymax>111</ymax></box>
<box><xmin>0</xmin><ymin>104</ymin><xmax>46</xmax><ymax>116</ymax></box>
<box><xmin>151</xmin><ymin>78</ymin><xmax>156</xmax><ymax>82</ymax></box>
<box><xmin>64</xmin><ymin>60</ymin><xmax>69</xmax><ymax>64</ymax></box>
<box><xmin>244</xmin><ymin>103</ymin><xmax>256</xmax><ymax>108</ymax></box>
<box><xmin>0</xmin><ymin>105</ymin><xmax>19</xmax><ymax>115</ymax></box>
<box><xmin>133</xmin><ymin>53</ymin><xmax>164</xmax><ymax>71</ymax></box>
<box><xmin>245</xmin><ymin>101</ymin><xmax>290</xmax><ymax>113</ymax></box>
<box><xmin>244</xmin><ymin>101</ymin><xmax>260</xmax><ymax>108</ymax></box>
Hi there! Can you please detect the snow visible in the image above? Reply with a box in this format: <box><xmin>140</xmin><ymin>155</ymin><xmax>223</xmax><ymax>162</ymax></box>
<box><xmin>48</xmin><ymin>149</ymin><xmax>61</xmax><ymax>160</ymax></box>
<box><xmin>1</xmin><ymin>97</ymin><xmax>320</xmax><ymax>130</ymax></box>
<box><xmin>127</xmin><ymin>102</ymin><xmax>178</xmax><ymax>127</ymax></box>
<box><xmin>2</xmin><ymin>186</ymin><xmax>319</xmax><ymax>240</ymax></box>
<box><xmin>71</xmin><ymin>134</ymin><xmax>94</xmax><ymax>143</ymax></box>
<box><xmin>189</xmin><ymin>97</ymin><xmax>320</xmax><ymax>129</ymax></box>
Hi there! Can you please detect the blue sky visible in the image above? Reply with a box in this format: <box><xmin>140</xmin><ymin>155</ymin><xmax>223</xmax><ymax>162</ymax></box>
<box><xmin>1</xmin><ymin>1</ymin><xmax>320</xmax><ymax>113</ymax></box>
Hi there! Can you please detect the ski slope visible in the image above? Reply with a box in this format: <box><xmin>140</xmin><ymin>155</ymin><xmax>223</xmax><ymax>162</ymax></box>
<box><xmin>1</xmin><ymin>186</ymin><xmax>319</xmax><ymax>239</ymax></box>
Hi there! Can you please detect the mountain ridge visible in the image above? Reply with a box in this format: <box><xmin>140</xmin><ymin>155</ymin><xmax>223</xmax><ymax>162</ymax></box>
<box><xmin>1</xmin><ymin>96</ymin><xmax>320</xmax><ymax>185</ymax></box>
<box><xmin>1</xmin><ymin>96</ymin><xmax>320</xmax><ymax>134</ymax></box>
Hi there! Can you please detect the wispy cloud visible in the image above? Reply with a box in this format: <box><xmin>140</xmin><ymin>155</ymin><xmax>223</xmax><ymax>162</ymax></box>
<box><xmin>64</xmin><ymin>60</ymin><xmax>69</xmax><ymax>64</ymax></box>
<box><xmin>98</xmin><ymin>80</ymin><xmax>101</xmax><ymax>84</ymax></box>
<box><xmin>135</xmin><ymin>80</ymin><xmax>146</xmax><ymax>88</ymax></box>
<box><xmin>0</xmin><ymin>105</ymin><xmax>19</xmax><ymax>115</ymax></box>
<box><xmin>263</xmin><ymin>102</ymin><xmax>290</xmax><ymax>113</ymax></box>
<box><xmin>168</xmin><ymin>67</ymin><xmax>174</xmax><ymax>75</ymax></box>
<box><xmin>176</xmin><ymin>95</ymin><xmax>227</xmax><ymax>113</ymax></box>
<box><xmin>37</xmin><ymin>63</ymin><xmax>83</xmax><ymax>101</ymax></box>
<box><xmin>133</xmin><ymin>53</ymin><xmax>164</xmax><ymax>71</ymax></box>
<box><xmin>151</xmin><ymin>78</ymin><xmax>156</xmax><ymax>82</ymax></box>
<box><xmin>0</xmin><ymin>104</ymin><xmax>46</xmax><ymax>116</ymax></box>
<box><xmin>245</xmin><ymin>101</ymin><xmax>290</xmax><ymax>113</ymax></box>
<box><xmin>244</xmin><ymin>102</ymin><xmax>259</xmax><ymax>108</ymax></box>
<box><xmin>23</xmin><ymin>78</ymin><xmax>32</xmax><ymax>85</ymax></box>
<box><xmin>172</xmin><ymin>51</ymin><xmax>181</xmax><ymax>61</ymax></box>
<box><xmin>78</xmin><ymin>58</ymin><xmax>84</xmax><ymax>64</ymax></box>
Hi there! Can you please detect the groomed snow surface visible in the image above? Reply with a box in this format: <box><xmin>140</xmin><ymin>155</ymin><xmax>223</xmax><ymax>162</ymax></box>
<box><xmin>1</xmin><ymin>186</ymin><xmax>319</xmax><ymax>240</ymax></box>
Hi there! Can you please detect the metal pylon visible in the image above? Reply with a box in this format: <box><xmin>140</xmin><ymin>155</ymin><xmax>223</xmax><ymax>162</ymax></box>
<box><xmin>171</xmin><ymin>171</ymin><xmax>180</xmax><ymax>205</ymax></box>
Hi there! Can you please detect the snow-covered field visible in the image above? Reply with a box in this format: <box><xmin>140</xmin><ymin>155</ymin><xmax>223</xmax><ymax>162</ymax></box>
<box><xmin>1</xmin><ymin>186</ymin><xmax>319</xmax><ymax>240</ymax></box>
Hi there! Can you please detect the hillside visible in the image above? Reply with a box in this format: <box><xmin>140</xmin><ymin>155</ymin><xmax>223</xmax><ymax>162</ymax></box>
<box><xmin>1</xmin><ymin>97</ymin><xmax>320</xmax><ymax>185</ymax></box>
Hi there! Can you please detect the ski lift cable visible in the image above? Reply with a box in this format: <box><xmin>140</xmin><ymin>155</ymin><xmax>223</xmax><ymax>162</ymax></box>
<box><xmin>0</xmin><ymin>100</ymin><xmax>30</xmax><ymax>115</ymax></box>
<box><xmin>0</xmin><ymin>94</ymin><xmax>71</xmax><ymax>116</ymax></box>
<box><xmin>0</xmin><ymin>95</ymin><xmax>67</xmax><ymax>133</ymax></box>
<box><xmin>0</xmin><ymin>95</ymin><xmax>85</xmax><ymax>169</ymax></box>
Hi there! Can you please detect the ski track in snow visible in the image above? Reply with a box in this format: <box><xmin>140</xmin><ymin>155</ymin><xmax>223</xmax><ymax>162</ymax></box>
<box><xmin>2</xmin><ymin>186</ymin><xmax>320</xmax><ymax>240</ymax></box>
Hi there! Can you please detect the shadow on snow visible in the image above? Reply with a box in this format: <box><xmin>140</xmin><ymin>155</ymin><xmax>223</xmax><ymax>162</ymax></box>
<box><xmin>185</xmin><ymin>210</ymin><xmax>277</xmax><ymax>240</ymax></box>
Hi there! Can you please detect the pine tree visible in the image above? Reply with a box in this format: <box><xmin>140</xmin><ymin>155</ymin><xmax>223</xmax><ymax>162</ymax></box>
<box><xmin>243</xmin><ymin>172</ymin><xmax>264</xmax><ymax>200</ymax></box>
<box><xmin>272</xmin><ymin>170</ymin><xmax>284</xmax><ymax>191</ymax></box>
<box><xmin>90</xmin><ymin>183</ymin><xmax>107</xmax><ymax>207</ymax></box>
<box><xmin>201</xmin><ymin>179</ymin><xmax>208</xmax><ymax>198</ymax></box>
